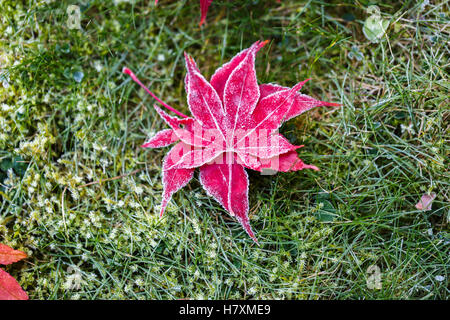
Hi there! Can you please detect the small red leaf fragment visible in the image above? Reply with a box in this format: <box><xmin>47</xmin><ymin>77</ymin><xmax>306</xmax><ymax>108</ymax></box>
<box><xmin>415</xmin><ymin>193</ymin><xmax>436</xmax><ymax>211</ymax></box>
<box><xmin>156</xmin><ymin>1</ymin><xmax>281</xmax><ymax>26</ymax></box>
<box><xmin>199</xmin><ymin>0</ymin><xmax>213</xmax><ymax>26</ymax></box>
<box><xmin>0</xmin><ymin>244</ymin><xmax>27</xmax><ymax>265</ymax></box>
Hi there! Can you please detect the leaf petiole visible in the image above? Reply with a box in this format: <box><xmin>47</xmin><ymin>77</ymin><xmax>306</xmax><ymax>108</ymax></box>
<box><xmin>123</xmin><ymin>67</ymin><xmax>188</xmax><ymax>118</ymax></box>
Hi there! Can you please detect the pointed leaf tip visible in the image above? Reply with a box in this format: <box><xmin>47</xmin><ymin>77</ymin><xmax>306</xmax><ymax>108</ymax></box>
<box><xmin>187</xmin><ymin>54</ymin><xmax>195</xmax><ymax>64</ymax></box>
<box><xmin>325</xmin><ymin>102</ymin><xmax>342</xmax><ymax>107</ymax></box>
<box><xmin>259</xmin><ymin>40</ymin><xmax>270</xmax><ymax>49</ymax></box>
<box><xmin>199</xmin><ymin>0</ymin><xmax>213</xmax><ymax>27</ymax></box>
<box><xmin>294</xmin><ymin>78</ymin><xmax>311</xmax><ymax>91</ymax></box>
<box><xmin>238</xmin><ymin>217</ymin><xmax>259</xmax><ymax>245</ymax></box>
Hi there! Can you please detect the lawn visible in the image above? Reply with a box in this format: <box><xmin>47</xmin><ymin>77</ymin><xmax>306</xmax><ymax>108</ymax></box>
<box><xmin>0</xmin><ymin>0</ymin><xmax>448</xmax><ymax>299</ymax></box>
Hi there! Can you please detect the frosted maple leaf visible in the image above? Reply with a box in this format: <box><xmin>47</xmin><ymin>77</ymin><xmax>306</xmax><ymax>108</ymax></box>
<box><xmin>123</xmin><ymin>41</ymin><xmax>339</xmax><ymax>243</ymax></box>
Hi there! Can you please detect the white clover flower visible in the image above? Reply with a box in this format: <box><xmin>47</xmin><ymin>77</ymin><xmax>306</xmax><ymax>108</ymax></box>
<box><xmin>1</xmin><ymin>103</ymin><xmax>12</xmax><ymax>112</ymax></box>
<box><xmin>71</xmin><ymin>293</ymin><xmax>81</xmax><ymax>300</ymax></box>
<box><xmin>206</xmin><ymin>250</ymin><xmax>217</xmax><ymax>259</ymax></box>
<box><xmin>134</xmin><ymin>186</ymin><xmax>143</xmax><ymax>195</ymax></box>
<box><xmin>73</xmin><ymin>175</ymin><xmax>83</xmax><ymax>184</ymax></box>
<box><xmin>130</xmin><ymin>201</ymin><xmax>140</xmax><ymax>208</ymax></box>
<box><xmin>99</xmin><ymin>158</ymin><xmax>110</xmax><ymax>167</ymax></box>
<box><xmin>93</xmin><ymin>142</ymin><xmax>107</xmax><ymax>152</ymax></box>
<box><xmin>130</xmin><ymin>265</ymin><xmax>138</xmax><ymax>273</ymax></box>
<box><xmin>37</xmin><ymin>197</ymin><xmax>45</xmax><ymax>208</ymax></box>
<box><xmin>435</xmin><ymin>275</ymin><xmax>445</xmax><ymax>282</ymax></box>
<box><xmin>109</xmin><ymin>229</ymin><xmax>118</xmax><ymax>240</ymax></box>
<box><xmin>93</xmin><ymin>60</ymin><xmax>103</xmax><ymax>72</ymax></box>
<box><xmin>248</xmin><ymin>287</ymin><xmax>257</xmax><ymax>295</ymax></box>
<box><xmin>157</xmin><ymin>54</ymin><xmax>165</xmax><ymax>62</ymax></box>
<box><xmin>43</xmin><ymin>93</ymin><xmax>51</xmax><ymax>103</ymax></box>
<box><xmin>124</xmin><ymin>284</ymin><xmax>132</xmax><ymax>293</ymax></box>
<box><xmin>196</xmin><ymin>293</ymin><xmax>205</xmax><ymax>300</ymax></box>
<box><xmin>69</xmin><ymin>188</ymin><xmax>79</xmax><ymax>200</ymax></box>
<box><xmin>30</xmin><ymin>210</ymin><xmax>39</xmax><ymax>221</ymax></box>
<box><xmin>76</xmin><ymin>100</ymin><xmax>85</xmax><ymax>111</ymax></box>
<box><xmin>86</xmin><ymin>104</ymin><xmax>95</xmax><ymax>112</ymax></box>
<box><xmin>134</xmin><ymin>278</ymin><xmax>144</xmax><ymax>287</ymax></box>
<box><xmin>45</xmin><ymin>204</ymin><xmax>53</xmax><ymax>214</ymax></box>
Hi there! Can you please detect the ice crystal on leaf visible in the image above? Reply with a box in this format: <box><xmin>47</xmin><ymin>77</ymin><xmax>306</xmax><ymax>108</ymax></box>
<box><xmin>124</xmin><ymin>41</ymin><xmax>340</xmax><ymax>243</ymax></box>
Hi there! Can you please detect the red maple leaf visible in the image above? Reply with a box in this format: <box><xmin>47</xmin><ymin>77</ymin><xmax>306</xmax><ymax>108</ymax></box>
<box><xmin>155</xmin><ymin>0</ymin><xmax>281</xmax><ymax>26</ymax></box>
<box><xmin>0</xmin><ymin>243</ymin><xmax>29</xmax><ymax>300</ymax></box>
<box><xmin>124</xmin><ymin>41</ymin><xmax>339</xmax><ymax>243</ymax></box>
